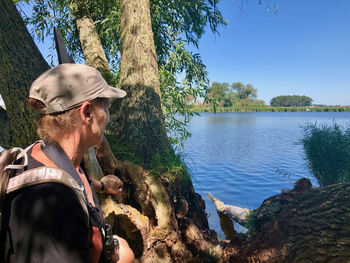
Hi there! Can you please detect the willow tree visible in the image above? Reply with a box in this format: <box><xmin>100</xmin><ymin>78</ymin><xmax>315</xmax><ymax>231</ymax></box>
<box><xmin>110</xmin><ymin>0</ymin><xmax>170</xmax><ymax>165</ymax></box>
<box><xmin>97</xmin><ymin>1</ymin><xmax>219</xmax><ymax>261</ymax></box>
<box><xmin>19</xmin><ymin>0</ymin><xmax>225</xmax><ymax>155</ymax></box>
<box><xmin>0</xmin><ymin>0</ymin><xmax>49</xmax><ymax>148</ymax></box>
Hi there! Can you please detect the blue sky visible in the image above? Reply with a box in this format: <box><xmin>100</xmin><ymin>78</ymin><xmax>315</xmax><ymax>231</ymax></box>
<box><xmin>194</xmin><ymin>0</ymin><xmax>350</xmax><ymax>105</ymax></box>
<box><xmin>1</xmin><ymin>0</ymin><xmax>348</xmax><ymax>107</ymax></box>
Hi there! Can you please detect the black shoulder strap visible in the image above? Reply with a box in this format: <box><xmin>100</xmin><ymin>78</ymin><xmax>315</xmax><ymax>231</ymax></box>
<box><xmin>40</xmin><ymin>142</ymin><xmax>89</xmax><ymax>202</ymax></box>
<box><xmin>40</xmin><ymin>142</ymin><xmax>104</xmax><ymax>228</ymax></box>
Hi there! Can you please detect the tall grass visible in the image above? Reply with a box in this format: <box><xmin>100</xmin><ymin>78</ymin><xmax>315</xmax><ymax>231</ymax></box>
<box><xmin>300</xmin><ymin>123</ymin><xmax>350</xmax><ymax>186</ymax></box>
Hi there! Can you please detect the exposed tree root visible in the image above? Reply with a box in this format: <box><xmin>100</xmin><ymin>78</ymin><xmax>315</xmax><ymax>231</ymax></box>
<box><xmin>82</xmin><ymin>136</ymin><xmax>223</xmax><ymax>262</ymax></box>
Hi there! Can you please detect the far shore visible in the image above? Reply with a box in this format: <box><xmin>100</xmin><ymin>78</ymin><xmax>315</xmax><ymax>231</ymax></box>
<box><xmin>189</xmin><ymin>106</ymin><xmax>350</xmax><ymax>113</ymax></box>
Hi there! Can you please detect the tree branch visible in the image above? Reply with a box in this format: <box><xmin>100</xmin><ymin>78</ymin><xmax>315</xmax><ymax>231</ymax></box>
<box><xmin>208</xmin><ymin>193</ymin><xmax>251</xmax><ymax>226</ymax></box>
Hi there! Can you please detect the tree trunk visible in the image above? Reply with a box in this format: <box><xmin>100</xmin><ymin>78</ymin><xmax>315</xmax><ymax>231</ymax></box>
<box><xmin>75</xmin><ymin>16</ymin><xmax>110</xmax><ymax>72</ymax></box>
<box><xmin>0</xmin><ymin>107</ymin><xmax>10</xmax><ymax>147</ymax></box>
<box><xmin>112</xmin><ymin>0</ymin><xmax>170</xmax><ymax>166</ymax></box>
<box><xmin>0</xmin><ymin>0</ymin><xmax>49</xmax><ymax>148</ymax></box>
<box><xmin>71</xmin><ymin>7</ymin><xmax>114</xmax><ymax>85</ymax></box>
<box><xmin>221</xmin><ymin>178</ymin><xmax>350</xmax><ymax>262</ymax></box>
<box><xmin>71</xmin><ymin>0</ymin><xmax>169</xmax><ymax>167</ymax></box>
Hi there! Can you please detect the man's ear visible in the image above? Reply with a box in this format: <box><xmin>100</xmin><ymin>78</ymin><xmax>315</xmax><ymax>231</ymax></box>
<box><xmin>80</xmin><ymin>101</ymin><xmax>93</xmax><ymax>125</ymax></box>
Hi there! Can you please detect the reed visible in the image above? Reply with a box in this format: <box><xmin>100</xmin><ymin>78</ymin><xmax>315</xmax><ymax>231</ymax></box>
<box><xmin>300</xmin><ymin>123</ymin><xmax>350</xmax><ymax>186</ymax></box>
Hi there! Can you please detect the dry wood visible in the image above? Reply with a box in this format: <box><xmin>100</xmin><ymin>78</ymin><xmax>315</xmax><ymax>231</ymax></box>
<box><xmin>208</xmin><ymin>193</ymin><xmax>251</xmax><ymax>226</ymax></box>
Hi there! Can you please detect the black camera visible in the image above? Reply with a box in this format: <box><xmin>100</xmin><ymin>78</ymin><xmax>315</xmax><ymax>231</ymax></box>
<box><xmin>103</xmin><ymin>223</ymin><xmax>119</xmax><ymax>263</ymax></box>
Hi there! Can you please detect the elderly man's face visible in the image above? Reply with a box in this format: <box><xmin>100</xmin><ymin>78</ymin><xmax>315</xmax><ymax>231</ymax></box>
<box><xmin>89</xmin><ymin>99</ymin><xmax>110</xmax><ymax>146</ymax></box>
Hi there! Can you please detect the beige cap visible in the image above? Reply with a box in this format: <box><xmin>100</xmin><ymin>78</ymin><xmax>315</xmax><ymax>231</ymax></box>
<box><xmin>29</xmin><ymin>64</ymin><xmax>126</xmax><ymax>114</ymax></box>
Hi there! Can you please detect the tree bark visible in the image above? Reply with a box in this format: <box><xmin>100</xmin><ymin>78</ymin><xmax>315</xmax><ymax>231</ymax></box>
<box><xmin>93</xmin><ymin>129</ymin><xmax>222</xmax><ymax>262</ymax></box>
<box><xmin>0</xmin><ymin>106</ymin><xmax>10</xmax><ymax>147</ymax></box>
<box><xmin>112</xmin><ymin>0</ymin><xmax>170</xmax><ymax>166</ymax></box>
<box><xmin>221</xmin><ymin>178</ymin><xmax>350</xmax><ymax>262</ymax></box>
<box><xmin>119</xmin><ymin>0</ymin><xmax>160</xmax><ymax>94</ymax></box>
<box><xmin>75</xmin><ymin>16</ymin><xmax>110</xmax><ymax>72</ymax></box>
<box><xmin>72</xmin><ymin>9</ymin><xmax>114</xmax><ymax>85</ymax></box>
<box><xmin>0</xmin><ymin>0</ymin><xmax>49</xmax><ymax>148</ymax></box>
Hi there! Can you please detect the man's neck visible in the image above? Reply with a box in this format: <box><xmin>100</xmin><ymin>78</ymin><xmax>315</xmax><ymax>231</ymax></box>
<box><xmin>56</xmin><ymin>131</ymin><xmax>88</xmax><ymax>170</ymax></box>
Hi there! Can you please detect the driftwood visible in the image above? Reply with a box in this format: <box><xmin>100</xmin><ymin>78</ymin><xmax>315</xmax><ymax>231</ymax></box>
<box><xmin>208</xmin><ymin>193</ymin><xmax>251</xmax><ymax>227</ymax></box>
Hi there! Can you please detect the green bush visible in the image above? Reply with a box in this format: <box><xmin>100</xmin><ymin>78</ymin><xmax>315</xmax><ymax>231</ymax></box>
<box><xmin>300</xmin><ymin>123</ymin><xmax>350</xmax><ymax>186</ymax></box>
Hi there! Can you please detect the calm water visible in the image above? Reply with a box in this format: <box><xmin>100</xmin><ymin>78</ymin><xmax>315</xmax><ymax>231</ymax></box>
<box><xmin>183</xmin><ymin>112</ymin><xmax>350</xmax><ymax>236</ymax></box>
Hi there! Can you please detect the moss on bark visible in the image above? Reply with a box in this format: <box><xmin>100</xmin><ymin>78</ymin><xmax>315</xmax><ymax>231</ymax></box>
<box><xmin>0</xmin><ymin>0</ymin><xmax>49</xmax><ymax>148</ymax></box>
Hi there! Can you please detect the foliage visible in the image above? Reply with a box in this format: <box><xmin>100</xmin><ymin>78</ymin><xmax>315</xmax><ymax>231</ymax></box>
<box><xmin>149</xmin><ymin>0</ymin><xmax>225</xmax><ymax>64</ymax></box>
<box><xmin>17</xmin><ymin>0</ymin><xmax>226</xmax><ymax>148</ymax></box>
<box><xmin>17</xmin><ymin>0</ymin><xmax>116</xmax><ymax>65</ymax></box>
<box><xmin>207</xmin><ymin>81</ymin><xmax>261</xmax><ymax>107</ymax></box>
<box><xmin>300</xmin><ymin>122</ymin><xmax>350</xmax><ymax>186</ymax></box>
<box><xmin>231</xmin><ymin>82</ymin><xmax>257</xmax><ymax>100</ymax></box>
<box><xmin>245</xmin><ymin>211</ymin><xmax>257</xmax><ymax>237</ymax></box>
<box><xmin>270</xmin><ymin>95</ymin><xmax>313</xmax><ymax>107</ymax></box>
<box><xmin>106</xmin><ymin>126</ymin><xmax>193</xmax><ymax>190</ymax></box>
<box><xmin>159</xmin><ymin>41</ymin><xmax>214</xmax><ymax>147</ymax></box>
<box><xmin>104</xmin><ymin>133</ymin><xmax>142</xmax><ymax>165</ymax></box>
<box><xmin>150</xmin><ymin>149</ymin><xmax>187</xmax><ymax>177</ymax></box>
<box><xmin>207</xmin><ymin>82</ymin><xmax>230</xmax><ymax>105</ymax></box>
<box><xmin>150</xmin><ymin>149</ymin><xmax>194</xmax><ymax>194</ymax></box>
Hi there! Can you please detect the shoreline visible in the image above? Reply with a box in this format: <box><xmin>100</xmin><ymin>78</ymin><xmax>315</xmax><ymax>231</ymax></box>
<box><xmin>189</xmin><ymin>106</ymin><xmax>350</xmax><ymax>113</ymax></box>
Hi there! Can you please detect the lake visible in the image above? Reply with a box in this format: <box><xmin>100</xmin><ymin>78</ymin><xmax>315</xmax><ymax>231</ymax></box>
<box><xmin>183</xmin><ymin>112</ymin><xmax>350</xmax><ymax>237</ymax></box>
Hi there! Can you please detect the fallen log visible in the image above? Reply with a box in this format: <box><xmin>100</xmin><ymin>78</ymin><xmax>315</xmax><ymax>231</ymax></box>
<box><xmin>212</xmin><ymin>178</ymin><xmax>350</xmax><ymax>262</ymax></box>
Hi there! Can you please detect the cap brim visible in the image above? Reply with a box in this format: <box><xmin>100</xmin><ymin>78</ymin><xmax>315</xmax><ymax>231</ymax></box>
<box><xmin>97</xmin><ymin>86</ymin><xmax>127</xmax><ymax>99</ymax></box>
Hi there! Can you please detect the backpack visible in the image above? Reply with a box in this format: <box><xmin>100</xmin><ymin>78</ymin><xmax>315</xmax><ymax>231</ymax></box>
<box><xmin>0</xmin><ymin>146</ymin><xmax>89</xmax><ymax>228</ymax></box>
<box><xmin>0</xmin><ymin>148</ymin><xmax>28</xmax><ymax>226</ymax></box>
<box><xmin>0</xmin><ymin>144</ymin><xmax>116</xmax><ymax>263</ymax></box>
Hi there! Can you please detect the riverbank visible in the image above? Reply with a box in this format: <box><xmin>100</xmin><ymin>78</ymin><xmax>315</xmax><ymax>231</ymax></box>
<box><xmin>189</xmin><ymin>106</ymin><xmax>350</xmax><ymax>113</ymax></box>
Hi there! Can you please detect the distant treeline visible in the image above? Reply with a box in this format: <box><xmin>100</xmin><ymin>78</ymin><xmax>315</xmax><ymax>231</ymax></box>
<box><xmin>270</xmin><ymin>95</ymin><xmax>313</xmax><ymax>107</ymax></box>
<box><xmin>200</xmin><ymin>82</ymin><xmax>346</xmax><ymax>112</ymax></box>
<box><xmin>207</xmin><ymin>82</ymin><xmax>265</xmax><ymax>107</ymax></box>
<box><xmin>189</xmin><ymin>106</ymin><xmax>350</xmax><ymax>113</ymax></box>
<box><xmin>205</xmin><ymin>82</ymin><xmax>316</xmax><ymax>109</ymax></box>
